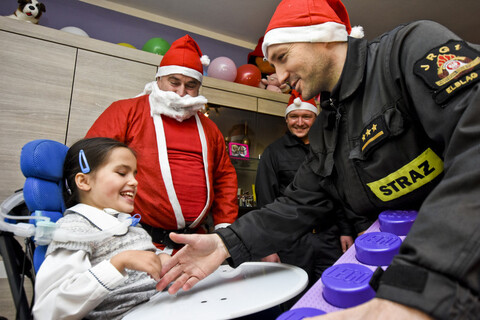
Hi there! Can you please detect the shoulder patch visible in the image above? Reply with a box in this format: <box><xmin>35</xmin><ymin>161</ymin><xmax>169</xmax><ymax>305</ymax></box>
<box><xmin>361</xmin><ymin>115</ymin><xmax>390</xmax><ymax>156</ymax></box>
<box><xmin>414</xmin><ymin>40</ymin><xmax>480</xmax><ymax>104</ymax></box>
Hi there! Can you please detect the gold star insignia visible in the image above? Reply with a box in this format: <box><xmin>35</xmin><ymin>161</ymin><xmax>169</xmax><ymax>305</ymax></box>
<box><xmin>366</xmin><ymin>129</ymin><xmax>371</xmax><ymax>136</ymax></box>
<box><xmin>372</xmin><ymin>124</ymin><xmax>377</xmax><ymax>132</ymax></box>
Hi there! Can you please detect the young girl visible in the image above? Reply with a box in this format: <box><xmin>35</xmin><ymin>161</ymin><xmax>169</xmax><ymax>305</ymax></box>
<box><xmin>33</xmin><ymin>137</ymin><xmax>170</xmax><ymax>320</ymax></box>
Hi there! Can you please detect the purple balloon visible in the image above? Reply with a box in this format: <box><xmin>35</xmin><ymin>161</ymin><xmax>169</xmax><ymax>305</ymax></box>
<box><xmin>207</xmin><ymin>57</ymin><xmax>237</xmax><ymax>82</ymax></box>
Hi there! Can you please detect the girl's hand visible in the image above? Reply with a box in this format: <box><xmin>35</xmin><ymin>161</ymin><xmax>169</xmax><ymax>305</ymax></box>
<box><xmin>110</xmin><ymin>250</ymin><xmax>164</xmax><ymax>281</ymax></box>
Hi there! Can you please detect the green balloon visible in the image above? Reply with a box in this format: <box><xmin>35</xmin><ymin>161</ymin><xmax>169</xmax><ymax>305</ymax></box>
<box><xmin>142</xmin><ymin>37</ymin><xmax>171</xmax><ymax>55</ymax></box>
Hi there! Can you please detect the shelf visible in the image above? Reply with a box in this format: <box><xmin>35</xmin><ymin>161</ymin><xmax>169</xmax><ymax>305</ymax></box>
<box><xmin>230</xmin><ymin>157</ymin><xmax>259</xmax><ymax>172</ymax></box>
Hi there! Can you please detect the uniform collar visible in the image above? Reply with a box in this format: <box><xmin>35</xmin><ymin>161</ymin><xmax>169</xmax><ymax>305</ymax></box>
<box><xmin>65</xmin><ymin>203</ymin><xmax>130</xmax><ymax>234</ymax></box>
<box><xmin>284</xmin><ymin>130</ymin><xmax>308</xmax><ymax>147</ymax></box>
<box><xmin>325</xmin><ymin>37</ymin><xmax>368</xmax><ymax>106</ymax></box>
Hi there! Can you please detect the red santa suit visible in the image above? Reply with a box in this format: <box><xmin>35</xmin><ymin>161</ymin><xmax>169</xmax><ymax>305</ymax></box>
<box><xmin>85</xmin><ymin>92</ymin><xmax>238</xmax><ymax>247</ymax></box>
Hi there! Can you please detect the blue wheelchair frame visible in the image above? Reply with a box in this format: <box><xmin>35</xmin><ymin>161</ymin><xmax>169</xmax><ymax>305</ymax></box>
<box><xmin>0</xmin><ymin>139</ymin><xmax>68</xmax><ymax>320</ymax></box>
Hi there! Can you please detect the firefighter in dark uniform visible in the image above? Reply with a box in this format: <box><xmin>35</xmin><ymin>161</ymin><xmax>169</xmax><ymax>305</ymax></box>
<box><xmin>157</xmin><ymin>1</ymin><xmax>480</xmax><ymax>319</ymax></box>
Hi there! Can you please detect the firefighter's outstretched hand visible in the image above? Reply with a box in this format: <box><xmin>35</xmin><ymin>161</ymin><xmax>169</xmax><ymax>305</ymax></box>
<box><xmin>156</xmin><ymin>233</ymin><xmax>230</xmax><ymax>294</ymax></box>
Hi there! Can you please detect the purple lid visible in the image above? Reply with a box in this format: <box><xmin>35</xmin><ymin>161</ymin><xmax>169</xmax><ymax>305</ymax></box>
<box><xmin>379</xmin><ymin>210</ymin><xmax>418</xmax><ymax>236</ymax></box>
<box><xmin>276</xmin><ymin>307</ymin><xmax>326</xmax><ymax>320</ymax></box>
<box><xmin>355</xmin><ymin>232</ymin><xmax>402</xmax><ymax>266</ymax></box>
<box><xmin>321</xmin><ymin>263</ymin><xmax>375</xmax><ymax>308</ymax></box>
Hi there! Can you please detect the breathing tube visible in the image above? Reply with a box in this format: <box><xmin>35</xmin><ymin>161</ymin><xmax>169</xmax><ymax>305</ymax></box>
<box><xmin>0</xmin><ymin>193</ymin><xmax>140</xmax><ymax>245</ymax></box>
<box><xmin>0</xmin><ymin>192</ymin><xmax>39</xmax><ymax>237</ymax></box>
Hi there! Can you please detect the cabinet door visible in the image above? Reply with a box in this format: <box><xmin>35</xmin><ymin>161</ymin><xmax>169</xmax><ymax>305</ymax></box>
<box><xmin>207</xmin><ymin>105</ymin><xmax>287</xmax><ymax>209</ymax></box>
<box><xmin>0</xmin><ymin>31</ymin><xmax>76</xmax><ymax>201</ymax></box>
<box><xmin>67</xmin><ymin>49</ymin><xmax>157</xmax><ymax>145</ymax></box>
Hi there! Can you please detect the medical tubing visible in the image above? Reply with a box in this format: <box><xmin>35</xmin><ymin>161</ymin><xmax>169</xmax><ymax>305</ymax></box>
<box><xmin>0</xmin><ymin>192</ymin><xmax>39</xmax><ymax>237</ymax></box>
<box><xmin>52</xmin><ymin>218</ymin><xmax>132</xmax><ymax>242</ymax></box>
<box><xmin>1</xmin><ymin>192</ymin><xmax>50</xmax><ymax>221</ymax></box>
<box><xmin>1</xmin><ymin>193</ymin><xmax>134</xmax><ymax>242</ymax></box>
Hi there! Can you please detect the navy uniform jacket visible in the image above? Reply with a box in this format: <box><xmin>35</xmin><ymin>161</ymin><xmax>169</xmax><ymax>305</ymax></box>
<box><xmin>255</xmin><ymin>130</ymin><xmax>352</xmax><ymax>286</ymax></box>
<box><xmin>255</xmin><ymin>131</ymin><xmax>310</xmax><ymax>208</ymax></box>
<box><xmin>255</xmin><ymin>131</ymin><xmax>353</xmax><ymax>235</ymax></box>
<box><xmin>217</xmin><ymin>20</ymin><xmax>480</xmax><ymax>319</ymax></box>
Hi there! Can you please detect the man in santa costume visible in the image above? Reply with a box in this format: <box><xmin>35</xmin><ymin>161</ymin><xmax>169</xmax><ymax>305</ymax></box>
<box><xmin>86</xmin><ymin>35</ymin><xmax>238</xmax><ymax>253</ymax></box>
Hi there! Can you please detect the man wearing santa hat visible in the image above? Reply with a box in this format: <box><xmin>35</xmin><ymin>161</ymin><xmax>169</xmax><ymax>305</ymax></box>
<box><xmin>158</xmin><ymin>1</ymin><xmax>480</xmax><ymax>319</ymax></box>
<box><xmin>255</xmin><ymin>90</ymin><xmax>321</xmax><ymax>211</ymax></box>
<box><xmin>255</xmin><ymin>90</ymin><xmax>354</xmax><ymax>308</ymax></box>
<box><xmin>86</xmin><ymin>35</ymin><xmax>238</xmax><ymax>253</ymax></box>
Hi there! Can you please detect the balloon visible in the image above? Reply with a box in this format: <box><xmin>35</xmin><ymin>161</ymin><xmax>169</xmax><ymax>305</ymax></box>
<box><xmin>234</xmin><ymin>64</ymin><xmax>262</xmax><ymax>87</ymax></box>
<box><xmin>142</xmin><ymin>37</ymin><xmax>170</xmax><ymax>55</ymax></box>
<box><xmin>117</xmin><ymin>42</ymin><xmax>136</xmax><ymax>49</ymax></box>
<box><xmin>60</xmin><ymin>26</ymin><xmax>89</xmax><ymax>37</ymax></box>
<box><xmin>207</xmin><ymin>57</ymin><xmax>237</xmax><ymax>82</ymax></box>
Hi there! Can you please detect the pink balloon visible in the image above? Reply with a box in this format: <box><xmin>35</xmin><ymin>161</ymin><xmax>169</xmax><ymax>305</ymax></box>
<box><xmin>235</xmin><ymin>64</ymin><xmax>262</xmax><ymax>87</ymax></box>
<box><xmin>207</xmin><ymin>57</ymin><xmax>237</xmax><ymax>82</ymax></box>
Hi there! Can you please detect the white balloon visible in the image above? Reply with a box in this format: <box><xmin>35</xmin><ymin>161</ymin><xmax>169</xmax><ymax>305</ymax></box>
<box><xmin>60</xmin><ymin>26</ymin><xmax>89</xmax><ymax>37</ymax></box>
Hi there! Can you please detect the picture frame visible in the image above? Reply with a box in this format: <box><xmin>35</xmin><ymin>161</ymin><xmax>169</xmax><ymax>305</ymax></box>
<box><xmin>228</xmin><ymin>142</ymin><xmax>249</xmax><ymax>158</ymax></box>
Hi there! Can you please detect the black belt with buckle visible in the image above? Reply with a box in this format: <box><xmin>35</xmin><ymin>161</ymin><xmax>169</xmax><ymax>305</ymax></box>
<box><xmin>141</xmin><ymin>223</ymin><xmax>192</xmax><ymax>249</ymax></box>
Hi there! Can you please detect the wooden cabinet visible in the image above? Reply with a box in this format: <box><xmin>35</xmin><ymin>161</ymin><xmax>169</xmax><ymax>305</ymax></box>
<box><xmin>0</xmin><ymin>28</ymin><xmax>75</xmax><ymax>201</ymax></box>
<box><xmin>67</xmin><ymin>49</ymin><xmax>156</xmax><ymax>145</ymax></box>
<box><xmin>0</xmin><ymin>17</ymin><xmax>289</xmax><ymax>203</ymax></box>
<box><xmin>206</xmin><ymin>107</ymin><xmax>288</xmax><ymax>209</ymax></box>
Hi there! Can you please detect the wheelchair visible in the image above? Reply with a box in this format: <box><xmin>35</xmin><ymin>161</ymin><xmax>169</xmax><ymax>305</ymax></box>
<box><xmin>0</xmin><ymin>139</ymin><xmax>68</xmax><ymax>320</ymax></box>
<box><xmin>0</xmin><ymin>139</ymin><xmax>285</xmax><ymax>320</ymax></box>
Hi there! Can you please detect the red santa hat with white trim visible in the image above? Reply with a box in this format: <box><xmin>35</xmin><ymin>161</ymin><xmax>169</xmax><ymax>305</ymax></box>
<box><xmin>262</xmin><ymin>0</ymin><xmax>364</xmax><ymax>58</ymax></box>
<box><xmin>156</xmin><ymin>34</ymin><xmax>210</xmax><ymax>83</ymax></box>
<box><xmin>286</xmin><ymin>90</ymin><xmax>319</xmax><ymax>117</ymax></box>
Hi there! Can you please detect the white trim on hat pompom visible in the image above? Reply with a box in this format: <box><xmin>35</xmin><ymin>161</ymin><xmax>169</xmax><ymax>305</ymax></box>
<box><xmin>350</xmin><ymin>26</ymin><xmax>364</xmax><ymax>39</ymax></box>
<box><xmin>262</xmin><ymin>22</ymin><xmax>348</xmax><ymax>58</ymax></box>
<box><xmin>156</xmin><ymin>65</ymin><xmax>203</xmax><ymax>83</ymax></box>
<box><xmin>200</xmin><ymin>55</ymin><xmax>210</xmax><ymax>66</ymax></box>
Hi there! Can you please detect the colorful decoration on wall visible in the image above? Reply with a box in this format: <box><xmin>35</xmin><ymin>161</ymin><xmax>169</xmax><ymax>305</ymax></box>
<box><xmin>207</xmin><ymin>56</ymin><xmax>237</xmax><ymax>82</ymax></box>
<box><xmin>142</xmin><ymin>37</ymin><xmax>170</xmax><ymax>55</ymax></box>
<box><xmin>247</xmin><ymin>36</ymin><xmax>275</xmax><ymax>78</ymax></box>
<box><xmin>261</xmin><ymin>73</ymin><xmax>291</xmax><ymax>94</ymax></box>
<box><xmin>60</xmin><ymin>26</ymin><xmax>89</xmax><ymax>37</ymax></box>
<box><xmin>117</xmin><ymin>42</ymin><xmax>136</xmax><ymax>49</ymax></box>
<box><xmin>235</xmin><ymin>64</ymin><xmax>262</xmax><ymax>87</ymax></box>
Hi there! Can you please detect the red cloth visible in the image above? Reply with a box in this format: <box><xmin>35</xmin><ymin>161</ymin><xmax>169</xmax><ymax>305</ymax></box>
<box><xmin>85</xmin><ymin>95</ymin><xmax>238</xmax><ymax>231</ymax></box>
<box><xmin>162</xmin><ymin>115</ymin><xmax>207</xmax><ymax>222</ymax></box>
<box><xmin>265</xmin><ymin>0</ymin><xmax>352</xmax><ymax>35</ymax></box>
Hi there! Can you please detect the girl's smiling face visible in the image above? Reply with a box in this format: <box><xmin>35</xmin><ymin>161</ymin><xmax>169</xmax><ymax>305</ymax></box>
<box><xmin>79</xmin><ymin>147</ymin><xmax>138</xmax><ymax>213</ymax></box>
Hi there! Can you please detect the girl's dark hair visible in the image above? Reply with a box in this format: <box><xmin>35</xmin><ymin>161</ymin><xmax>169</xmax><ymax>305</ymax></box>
<box><xmin>63</xmin><ymin>137</ymin><xmax>134</xmax><ymax>208</ymax></box>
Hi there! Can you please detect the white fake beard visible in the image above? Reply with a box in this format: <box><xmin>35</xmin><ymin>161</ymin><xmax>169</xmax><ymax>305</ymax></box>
<box><xmin>143</xmin><ymin>81</ymin><xmax>208</xmax><ymax>122</ymax></box>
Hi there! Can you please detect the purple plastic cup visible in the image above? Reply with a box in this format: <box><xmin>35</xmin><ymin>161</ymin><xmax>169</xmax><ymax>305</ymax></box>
<box><xmin>321</xmin><ymin>263</ymin><xmax>376</xmax><ymax>308</ymax></box>
<box><xmin>276</xmin><ymin>307</ymin><xmax>326</xmax><ymax>320</ymax></box>
<box><xmin>379</xmin><ymin>210</ymin><xmax>418</xmax><ymax>236</ymax></box>
<box><xmin>355</xmin><ymin>232</ymin><xmax>402</xmax><ymax>266</ymax></box>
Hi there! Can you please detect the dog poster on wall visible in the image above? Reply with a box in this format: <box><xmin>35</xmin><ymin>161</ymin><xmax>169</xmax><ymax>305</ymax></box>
<box><xmin>8</xmin><ymin>0</ymin><xmax>46</xmax><ymax>24</ymax></box>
